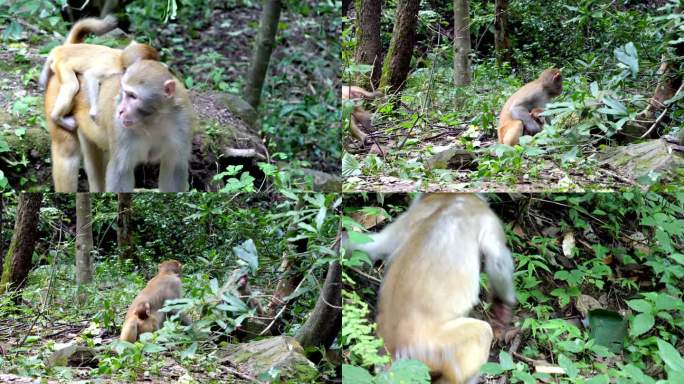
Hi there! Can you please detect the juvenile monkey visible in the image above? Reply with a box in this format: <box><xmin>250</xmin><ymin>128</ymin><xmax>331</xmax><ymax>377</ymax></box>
<box><xmin>120</xmin><ymin>260</ymin><xmax>190</xmax><ymax>342</ymax></box>
<box><xmin>341</xmin><ymin>85</ymin><xmax>381</xmax><ymax>144</ymax></box>
<box><xmin>344</xmin><ymin>194</ymin><xmax>516</xmax><ymax>384</ymax></box>
<box><xmin>498</xmin><ymin>68</ymin><xmax>562</xmax><ymax>146</ymax></box>
<box><xmin>119</xmin><ymin>301</ymin><xmax>161</xmax><ymax>342</ymax></box>
<box><xmin>38</xmin><ymin>16</ymin><xmax>159</xmax><ymax>130</ymax></box>
<box><xmin>45</xmin><ymin>17</ymin><xmax>193</xmax><ymax>192</ymax></box>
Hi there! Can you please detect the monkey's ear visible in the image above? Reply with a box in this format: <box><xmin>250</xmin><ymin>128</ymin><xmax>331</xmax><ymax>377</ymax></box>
<box><xmin>163</xmin><ymin>80</ymin><xmax>176</xmax><ymax>98</ymax></box>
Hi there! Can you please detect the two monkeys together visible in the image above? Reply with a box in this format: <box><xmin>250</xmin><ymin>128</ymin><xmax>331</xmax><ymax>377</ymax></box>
<box><xmin>343</xmin><ymin>194</ymin><xmax>517</xmax><ymax>384</ymax></box>
<box><xmin>41</xmin><ymin>15</ymin><xmax>193</xmax><ymax>193</ymax></box>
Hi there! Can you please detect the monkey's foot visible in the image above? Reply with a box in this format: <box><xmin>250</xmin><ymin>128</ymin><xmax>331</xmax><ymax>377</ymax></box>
<box><xmin>58</xmin><ymin>116</ymin><xmax>77</xmax><ymax>131</ymax></box>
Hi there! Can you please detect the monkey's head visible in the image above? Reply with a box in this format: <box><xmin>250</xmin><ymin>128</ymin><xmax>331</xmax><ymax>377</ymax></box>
<box><xmin>121</xmin><ymin>41</ymin><xmax>159</xmax><ymax>69</ymax></box>
<box><xmin>539</xmin><ymin>68</ymin><xmax>563</xmax><ymax>97</ymax></box>
<box><xmin>117</xmin><ymin>60</ymin><xmax>177</xmax><ymax>129</ymax></box>
<box><xmin>158</xmin><ymin>259</ymin><xmax>182</xmax><ymax>275</ymax></box>
<box><xmin>134</xmin><ymin>301</ymin><xmax>152</xmax><ymax>319</ymax></box>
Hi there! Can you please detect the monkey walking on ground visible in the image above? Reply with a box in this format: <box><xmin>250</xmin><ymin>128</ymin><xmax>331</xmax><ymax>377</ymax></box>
<box><xmin>120</xmin><ymin>260</ymin><xmax>191</xmax><ymax>342</ymax></box>
<box><xmin>498</xmin><ymin>68</ymin><xmax>563</xmax><ymax>146</ymax></box>
<box><xmin>38</xmin><ymin>15</ymin><xmax>159</xmax><ymax>130</ymax></box>
<box><xmin>343</xmin><ymin>194</ymin><xmax>516</xmax><ymax>384</ymax></box>
<box><xmin>44</xmin><ymin>16</ymin><xmax>193</xmax><ymax>192</ymax></box>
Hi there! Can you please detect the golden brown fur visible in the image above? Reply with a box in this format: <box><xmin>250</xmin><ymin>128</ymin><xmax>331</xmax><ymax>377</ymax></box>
<box><xmin>44</xmin><ymin>17</ymin><xmax>191</xmax><ymax>192</ymax></box>
<box><xmin>119</xmin><ymin>260</ymin><xmax>187</xmax><ymax>342</ymax></box>
<box><xmin>344</xmin><ymin>194</ymin><xmax>516</xmax><ymax>384</ymax></box>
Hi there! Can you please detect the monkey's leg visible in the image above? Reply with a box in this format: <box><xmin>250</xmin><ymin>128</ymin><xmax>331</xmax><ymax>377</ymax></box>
<box><xmin>83</xmin><ymin>71</ymin><xmax>100</xmax><ymax>119</ymax></box>
<box><xmin>499</xmin><ymin>121</ymin><xmax>523</xmax><ymax>146</ymax></box>
<box><xmin>50</xmin><ymin>132</ymin><xmax>81</xmax><ymax>192</ymax></box>
<box><xmin>433</xmin><ymin>318</ymin><xmax>493</xmax><ymax>384</ymax></box>
<box><xmin>510</xmin><ymin>106</ymin><xmax>540</xmax><ymax>135</ymax></box>
<box><xmin>158</xmin><ymin>153</ymin><xmax>189</xmax><ymax>192</ymax></box>
<box><xmin>349</xmin><ymin>116</ymin><xmax>369</xmax><ymax>143</ymax></box>
<box><xmin>51</xmin><ymin>65</ymin><xmax>80</xmax><ymax>130</ymax></box>
<box><xmin>78</xmin><ymin>131</ymin><xmax>107</xmax><ymax>192</ymax></box>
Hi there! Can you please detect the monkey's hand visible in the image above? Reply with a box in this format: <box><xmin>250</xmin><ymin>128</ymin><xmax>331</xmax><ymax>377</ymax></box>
<box><xmin>510</xmin><ymin>106</ymin><xmax>541</xmax><ymax>136</ymax></box>
<box><xmin>490</xmin><ymin>297</ymin><xmax>513</xmax><ymax>342</ymax></box>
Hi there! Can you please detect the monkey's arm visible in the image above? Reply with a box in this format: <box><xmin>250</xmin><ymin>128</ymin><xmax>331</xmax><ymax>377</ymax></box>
<box><xmin>510</xmin><ymin>105</ymin><xmax>541</xmax><ymax>135</ymax></box>
<box><xmin>479</xmin><ymin>217</ymin><xmax>516</xmax><ymax>306</ymax></box>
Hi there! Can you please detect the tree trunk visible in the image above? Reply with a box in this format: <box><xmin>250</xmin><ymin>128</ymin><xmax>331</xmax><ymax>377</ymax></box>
<box><xmin>354</xmin><ymin>0</ymin><xmax>383</xmax><ymax>87</ymax></box>
<box><xmin>379</xmin><ymin>0</ymin><xmax>420</xmax><ymax>93</ymax></box>
<box><xmin>0</xmin><ymin>193</ymin><xmax>42</xmax><ymax>295</ymax></box>
<box><xmin>342</xmin><ymin>0</ymin><xmax>351</xmax><ymax>16</ymax></box>
<box><xmin>494</xmin><ymin>0</ymin><xmax>512</xmax><ymax>66</ymax></box>
<box><xmin>75</xmin><ymin>193</ymin><xmax>93</xmax><ymax>284</ymax></box>
<box><xmin>117</xmin><ymin>193</ymin><xmax>134</xmax><ymax>261</ymax></box>
<box><xmin>453</xmin><ymin>0</ymin><xmax>472</xmax><ymax>86</ymax></box>
<box><xmin>244</xmin><ymin>0</ymin><xmax>282</xmax><ymax>109</ymax></box>
<box><xmin>295</xmin><ymin>261</ymin><xmax>341</xmax><ymax>349</ymax></box>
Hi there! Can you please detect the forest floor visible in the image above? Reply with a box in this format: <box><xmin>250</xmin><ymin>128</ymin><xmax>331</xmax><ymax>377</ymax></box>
<box><xmin>343</xmin><ymin>121</ymin><xmax>636</xmax><ymax>192</ymax></box>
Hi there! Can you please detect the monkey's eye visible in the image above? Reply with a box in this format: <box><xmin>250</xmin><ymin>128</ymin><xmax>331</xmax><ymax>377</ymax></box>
<box><xmin>126</xmin><ymin>91</ymin><xmax>138</xmax><ymax>100</ymax></box>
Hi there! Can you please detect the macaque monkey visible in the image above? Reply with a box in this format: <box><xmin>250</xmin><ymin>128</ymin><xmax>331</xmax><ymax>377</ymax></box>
<box><xmin>498</xmin><ymin>68</ymin><xmax>563</xmax><ymax>146</ymax></box>
<box><xmin>39</xmin><ymin>37</ymin><xmax>159</xmax><ymax>130</ymax></box>
<box><xmin>45</xmin><ymin>17</ymin><xmax>193</xmax><ymax>192</ymax></box>
<box><xmin>342</xmin><ymin>85</ymin><xmax>381</xmax><ymax>144</ymax></box>
<box><xmin>120</xmin><ymin>260</ymin><xmax>190</xmax><ymax>342</ymax></box>
<box><xmin>344</xmin><ymin>194</ymin><xmax>516</xmax><ymax>384</ymax></box>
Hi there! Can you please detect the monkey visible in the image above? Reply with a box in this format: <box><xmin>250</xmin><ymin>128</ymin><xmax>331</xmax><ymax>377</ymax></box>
<box><xmin>119</xmin><ymin>260</ymin><xmax>190</xmax><ymax>342</ymax></box>
<box><xmin>44</xmin><ymin>17</ymin><xmax>193</xmax><ymax>192</ymax></box>
<box><xmin>39</xmin><ymin>38</ymin><xmax>159</xmax><ymax>130</ymax></box>
<box><xmin>497</xmin><ymin>68</ymin><xmax>562</xmax><ymax>146</ymax></box>
<box><xmin>119</xmin><ymin>301</ymin><xmax>162</xmax><ymax>342</ymax></box>
<box><xmin>342</xmin><ymin>85</ymin><xmax>381</xmax><ymax>144</ymax></box>
<box><xmin>343</xmin><ymin>194</ymin><xmax>516</xmax><ymax>384</ymax></box>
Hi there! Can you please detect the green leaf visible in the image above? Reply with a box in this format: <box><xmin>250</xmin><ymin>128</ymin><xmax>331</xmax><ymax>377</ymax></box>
<box><xmin>558</xmin><ymin>354</ymin><xmax>578</xmax><ymax>378</ymax></box>
<box><xmin>232</xmin><ymin>239</ymin><xmax>259</xmax><ymax>273</ymax></box>
<box><xmin>630</xmin><ymin>313</ymin><xmax>655</xmax><ymax>337</ymax></box>
<box><xmin>342</xmin><ymin>153</ymin><xmax>362</xmax><ymax>177</ymax></box>
<box><xmin>499</xmin><ymin>351</ymin><xmax>515</xmax><ymax>369</ymax></box>
<box><xmin>626</xmin><ymin>299</ymin><xmax>652</xmax><ymax>313</ymax></box>
<box><xmin>614</xmin><ymin>42</ymin><xmax>639</xmax><ymax>77</ymax></box>
<box><xmin>341</xmin><ymin>365</ymin><xmax>373</xmax><ymax>384</ymax></box>
<box><xmin>587</xmin><ymin>375</ymin><xmax>609</xmax><ymax>384</ymax></box>
<box><xmin>657</xmin><ymin>339</ymin><xmax>684</xmax><ymax>373</ymax></box>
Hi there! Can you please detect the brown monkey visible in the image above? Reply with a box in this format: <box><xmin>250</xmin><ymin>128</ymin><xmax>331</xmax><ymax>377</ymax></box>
<box><xmin>39</xmin><ymin>37</ymin><xmax>159</xmax><ymax>129</ymax></box>
<box><xmin>344</xmin><ymin>194</ymin><xmax>516</xmax><ymax>384</ymax></box>
<box><xmin>120</xmin><ymin>260</ymin><xmax>190</xmax><ymax>342</ymax></box>
<box><xmin>45</xmin><ymin>17</ymin><xmax>193</xmax><ymax>192</ymax></box>
<box><xmin>342</xmin><ymin>85</ymin><xmax>381</xmax><ymax>144</ymax></box>
<box><xmin>119</xmin><ymin>301</ymin><xmax>161</xmax><ymax>342</ymax></box>
<box><xmin>498</xmin><ymin>68</ymin><xmax>562</xmax><ymax>146</ymax></box>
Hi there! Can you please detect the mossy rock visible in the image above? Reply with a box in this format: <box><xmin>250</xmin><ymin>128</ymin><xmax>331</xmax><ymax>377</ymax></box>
<box><xmin>220</xmin><ymin>336</ymin><xmax>318</xmax><ymax>382</ymax></box>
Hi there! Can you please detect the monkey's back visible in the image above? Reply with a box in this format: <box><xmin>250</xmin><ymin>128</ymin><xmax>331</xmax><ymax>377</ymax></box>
<box><xmin>376</xmin><ymin>194</ymin><xmax>491</xmax><ymax>354</ymax></box>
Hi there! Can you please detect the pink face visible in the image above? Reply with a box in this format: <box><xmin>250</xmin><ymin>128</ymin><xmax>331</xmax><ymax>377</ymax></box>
<box><xmin>116</xmin><ymin>77</ymin><xmax>176</xmax><ymax>129</ymax></box>
<box><xmin>117</xmin><ymin>85</ymin><xmax>141</xmax><ymax>128</ymax></box>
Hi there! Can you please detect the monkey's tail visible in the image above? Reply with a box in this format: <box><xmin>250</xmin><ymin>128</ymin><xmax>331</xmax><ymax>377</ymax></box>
<box><xmin>64</xmin><ymin>15</ymin><xmax>117</xmax><ymax>44</ymax></box>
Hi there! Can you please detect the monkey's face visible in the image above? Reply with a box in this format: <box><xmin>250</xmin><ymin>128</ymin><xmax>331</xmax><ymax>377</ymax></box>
<box><xmin>117</xmin><ymin>61</ymin><xmax>176</xmax><ymax>129</ymax></box>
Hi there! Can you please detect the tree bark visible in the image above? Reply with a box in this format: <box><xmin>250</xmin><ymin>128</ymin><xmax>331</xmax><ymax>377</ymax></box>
<box><xmin>75</xmin><ymin>193</ymin><xmax>93</xmax><ymax>284</ymax></box>
<box><xmin>295</xmin><ymin>261</ymin><xmax>341</xmax><ymax>349</ymax></box>
<box><xmin>379</xmin><ymin>0</ymin><xmax>420</xmax><ymax>93</ymax></box>
<box><xmin>453</xmin><ymin>0</ymin><xmax>472</xmax><ymax>86</ymax></box>
<box><xmin>494</xmin><ymin>0</ymin><xmax>512</xmax><ymax>66</ymax></box>
<box><xmin>354</xmin><ymin>0</ymin><xmax>383</xmax><ymax>87</ymax></box>
<box><xmin>0</xmin><ymin>193</ymin><xmax>42</xmax><ymax>295</ymax></box>
<box><xmin>0</xmin><ymin>195</ymin><xmax>4</xmax><ymax>268</ymax></box>
<box><xmin>117</xmin><ymin>193</ymin><xmax>134</xmax><ymax>261</ymax></box>
<box><xmin>244</xmin><ymin>0</ymin><xmax>282</xmax><ymax>109</ymax></box>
